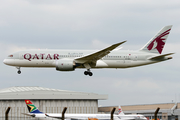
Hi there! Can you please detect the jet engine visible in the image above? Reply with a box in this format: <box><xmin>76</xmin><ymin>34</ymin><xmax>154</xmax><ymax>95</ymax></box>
<box><xmin>56</xmin><ymin>59</ymin><xmax>76</xmax><ymax>71</ymax></box>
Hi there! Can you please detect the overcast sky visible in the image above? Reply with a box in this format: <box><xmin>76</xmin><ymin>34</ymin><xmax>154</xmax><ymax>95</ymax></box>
<box><xmin>1</xmin><ymin>0</ymin><xmax>180</xmax><ymax>106</ymax></box>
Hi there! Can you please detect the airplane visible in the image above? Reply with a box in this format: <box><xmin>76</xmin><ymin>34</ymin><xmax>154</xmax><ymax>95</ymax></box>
<box><xmin>23</xmin><ymin>99</ymin><xmax>147</xmax><ymax>120</ymax></box>
<box><xmin>3</xmin><ymin>25</ymin><xmax>174</xmax><ymax>76</ymax></box>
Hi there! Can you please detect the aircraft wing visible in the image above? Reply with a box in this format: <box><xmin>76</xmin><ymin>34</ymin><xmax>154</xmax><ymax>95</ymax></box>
<box><xmin>148</xmin><ymin>53</ymin><xmax>174</xmax><ymax>60</ymax></box>
<box><xmin>45</xmin><ymin>114</ymin><xmax>78</xmax><ymax>119</ymax></box>
<box><xmin>75</xmin><ymin>41</ymin><xmax>126</xmax><ymax>64</ymax></box>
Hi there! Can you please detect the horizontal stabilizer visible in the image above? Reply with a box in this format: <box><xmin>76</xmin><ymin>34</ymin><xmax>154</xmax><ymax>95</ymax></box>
<box><xmin>22</xmin><ymin>113</ymin><xmax>35</xmax><ymax>117</ymax></box>
<box><xmin>148</xmin><ymin>53</ymin><xmax>174</xmax><ymax>60</ymax></box>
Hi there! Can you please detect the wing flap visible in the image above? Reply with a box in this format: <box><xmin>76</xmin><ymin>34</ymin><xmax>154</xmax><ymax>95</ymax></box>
<box><xmin>75</xmin><ymin>41</ymin><xmax>126</xmax><ymax>63</ymax></box>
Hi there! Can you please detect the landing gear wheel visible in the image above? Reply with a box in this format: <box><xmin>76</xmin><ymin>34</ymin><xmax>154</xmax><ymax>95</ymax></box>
<box><xmin>84</xmin><ymin>71</ymin><xmax>88</xmax><ymax>75</ymax></box>
<box><xmin>17</xmin><ymin>70</ymin><xmax>21</xmax><ymax>74</ymax></box>
<box><xmin>84</xmin><ymin>71</ymin><xmax>93</xmax><ymax>76</ymax></box>
<box><xmin>16</xmin><ymin>67</ymin><xmax>21</xmax><ymax>74</ymax></box>
<box><xmin>88</xmin><ymin>72</ymin><xmax>93</xmax><ymax>76</ymax></box>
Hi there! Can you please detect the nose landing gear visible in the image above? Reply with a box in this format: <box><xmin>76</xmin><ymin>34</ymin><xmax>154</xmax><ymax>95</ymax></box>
<box><xmin>17</xmin><ymin>70</ymin><xmax>21</xmax><ymax>74</ymax></box>
<box><xmin>16</xmin><ymin>67</ymin><xmax>21</xmax><ymax>74</ymax></box>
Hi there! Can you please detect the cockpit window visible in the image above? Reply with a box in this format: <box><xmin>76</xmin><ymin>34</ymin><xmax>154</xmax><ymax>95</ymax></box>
<box><xmin>8</xmin><ymin>55</ymin><xmax>13</xmax><ymax>57</ymax></box>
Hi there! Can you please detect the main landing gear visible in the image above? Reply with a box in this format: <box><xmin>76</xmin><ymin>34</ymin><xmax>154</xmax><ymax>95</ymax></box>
<box><xmin>83</xmin><ymin>63</ymin><xmax>93</xmax><ymax>76</ymax></box>
<box><xmin>84</xmin><ymin>69</ymin><xmax>93</xmax><ymax>76</ymax></box>
<box><xmin>16</xmin><ymin>67</ymin><xmax>21</xmax><ymax>74</ymax></box>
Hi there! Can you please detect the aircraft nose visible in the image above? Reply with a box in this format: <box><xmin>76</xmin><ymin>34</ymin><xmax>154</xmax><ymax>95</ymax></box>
<box><xmin>3</xmin><ymin>59</ymin><xmax>15</xmax><ymax>66</ymax></box>
<box><xmin>3</xmin><ymin>59</ymin><xmax>12</xmax><ymax>65</ymax></box>
<box><xmin>3</xmin><ymin>59</ymin><xmax>8</xmax><ymax>65</ymax></box>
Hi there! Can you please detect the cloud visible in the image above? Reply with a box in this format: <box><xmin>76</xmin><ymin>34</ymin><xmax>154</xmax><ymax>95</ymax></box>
<box><xmin>91</xmin><ymin>39</ymin><xmax>110</xmax><ymax>49</ymax></box>
<box><xmin>0</xmin><ymin>42</ymin><xmax>36</xmax><ymax>60</ymax></box>
<box><xmin>1</xmin><ymin>43</ymin><xmax>25</xmax><ymax>53</ymax></box>
<box><xmin>0</xmin><ymin>20</ymin><xmax>8</xmax><ymax>27</ymax></box>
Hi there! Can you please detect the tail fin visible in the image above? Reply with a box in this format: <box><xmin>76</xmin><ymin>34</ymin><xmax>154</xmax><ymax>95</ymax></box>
<box><xmin>140</xmin><ymin>25</ymin><xmax>172</xmax><ymax>54</ymax></box>
<box><xmin>25</xmin><ymin>100</ymin><xmax>43</xmax><ymax>114</ymax></box>
<box><xmin>118</xmin><ymin>106</ymin><xmax>124</xmax><ymax>115</ymax></box>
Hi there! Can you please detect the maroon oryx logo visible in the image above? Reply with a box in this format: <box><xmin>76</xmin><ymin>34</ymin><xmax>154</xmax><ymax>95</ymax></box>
<box><xmin>147</xmin><ymin>29</ymin><xmax>171</xmax><ymax>54</ymax></box>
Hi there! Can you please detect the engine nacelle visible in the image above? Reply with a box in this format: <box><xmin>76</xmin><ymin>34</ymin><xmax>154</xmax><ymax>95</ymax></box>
<box><xmin>56</xmin><ymin>59</ymin><xmax>76</xmax><ymax>71</ymax></box>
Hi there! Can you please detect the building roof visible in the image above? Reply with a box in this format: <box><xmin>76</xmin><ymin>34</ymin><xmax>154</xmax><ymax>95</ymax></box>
<box><xmin>98</xmin><ymin>103</ymin><xmax>180</xmax><ymax>115</ymax></box>
<box><xmin>0</xmin><ymin>86</ymin><xmax>108</xmax><ymax>100</ymax></box>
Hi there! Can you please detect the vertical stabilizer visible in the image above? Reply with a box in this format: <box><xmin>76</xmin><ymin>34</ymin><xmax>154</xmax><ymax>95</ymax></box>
<box><xmin>140</xmin><ymin>25</ymin><xmax>172</xmax><ymax>54</ymax></box>
<box><xmin>25</xmin><ymin>100</ymin><xmax>43</xmax><ymax>114</ymax></box>
<box><xmin>118</xmin><ymin>106</ymin><xmax>124</xmax><ymax>115</ymax></box>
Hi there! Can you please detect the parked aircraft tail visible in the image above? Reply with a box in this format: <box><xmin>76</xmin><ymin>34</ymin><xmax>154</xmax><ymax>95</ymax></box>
<box><xmin>118</xmin><ymin>106</ymin><xmax>124</xmax><ymax>115</ymax></box>
<box><xmin>25</xmin><ymin>100</ymin><xmax>43</xmax><ymax>114</ymax></box>
<box><xmin>140</xmin><ymin>25</ymin><xmax>172</xmax><ymax>54</ymax></box>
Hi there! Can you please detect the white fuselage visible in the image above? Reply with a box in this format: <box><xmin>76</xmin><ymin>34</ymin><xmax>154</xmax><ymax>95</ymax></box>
<box><xmin>3</xmin><ymin>26</ymin><xmax>174</xmax><ymax>75</ymax></box>
<box><xmin>3</xmin><ymin>49</ymin><xmax>170</xmax><ymax>69</ymax></box>
<box><xmin>28</xmin><ymin>113</ymin><xmax>147</xmax><ymax>120</ymax></box>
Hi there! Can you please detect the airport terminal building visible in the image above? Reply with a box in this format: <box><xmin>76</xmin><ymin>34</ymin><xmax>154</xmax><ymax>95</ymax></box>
<box><xmin>0</xmin><ymin>86</ymin><xmax>108</xmax><ymax>119</ymax></box>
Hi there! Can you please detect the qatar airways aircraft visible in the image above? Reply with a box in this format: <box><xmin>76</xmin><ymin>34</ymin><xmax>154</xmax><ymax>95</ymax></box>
<box><xmin>23</xmin><ymin>100</ymin><xmax>147</xmax><ymax>120</ymax></box>
<box><xmin>3</xmin><ymin>25</ymin><xmax>174</xmax><ymax>76</ymax></box>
